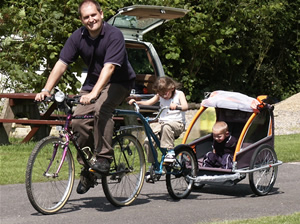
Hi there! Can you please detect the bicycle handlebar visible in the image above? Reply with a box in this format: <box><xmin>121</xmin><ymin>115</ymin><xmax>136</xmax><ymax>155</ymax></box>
<box><xmin>41</xmin><ymin>91</ymin><xmax>97</xmax><ymax>106</ymax></box>
<box><xmin>132</xmin><ymin>102</ymin><xmax>182</xmax><ymax>122</ymax></box>
<box><xmin>39</xmin><ymin>91</ymin><xmax>182</xmax><ymax>120</ymax></box>
<box><xmin>38</xmin><ymin>91</ymin><xmax>91</xmax><ymax>114</ymax></box>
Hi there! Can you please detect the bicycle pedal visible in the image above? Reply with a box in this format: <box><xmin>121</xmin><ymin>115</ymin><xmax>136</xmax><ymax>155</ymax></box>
<box><xmin>163</xmin><ymin>162</ymin><xmax>174</xmax><ymax>166</ymax></box>
<box><xmin>145</xmin><ymin>178</ymin><xmax>155</xmax><ymax>184</ymax></box>
<box><xmin>145</xmin><ymin>175</ymin><xmax>155</xmax><ymax>184</ymax></box>
<box><xmin>89</xmin><ymin>169</ymin><xmax>102</xmax><ymax>179</ymax></box>
<box><xmin>89</xmin><ymin>168</ymin><xmax>96</xmax><ymax>173</ymax></box>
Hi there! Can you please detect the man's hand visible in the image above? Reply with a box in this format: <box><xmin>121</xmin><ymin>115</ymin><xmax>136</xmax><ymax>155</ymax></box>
<box><xmin>128</xmin><ymin>99</ymin><xmax>136</xmax><ymax>105</ymax></box>
<box><xmin>35</xmin><ymin>90</ymin><xmax>51</xmax><ymax>101</ymax></box>
<box><xmin>80</xmin><ymin>92</ymin><xmax>97</xmax><ymax>104</ymax></box>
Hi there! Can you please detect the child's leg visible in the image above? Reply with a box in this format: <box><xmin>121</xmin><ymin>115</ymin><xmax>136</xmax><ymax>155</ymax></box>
<box><xmin>203</xmin><ymin>151</ymin><xmax>218</xmax><ymax>167</ymax></box>
<box><xmin>160</xmin><ymin>121</ymin><xmax>184</xmax><ymax>149</ymax></box>
<box><xmin>144</xmin><ymin>123</ymin><xmax>161</xmax><ymax>163</ymax></box>
<box><xmin>220</xmin><ymin>154</ymin><xmax>233</xmax><ymax>169</ymax></box>
<box><xmin>143</xmin><ymin>140</ymin><xmax>155</xmax><ymax>164</ymax></box>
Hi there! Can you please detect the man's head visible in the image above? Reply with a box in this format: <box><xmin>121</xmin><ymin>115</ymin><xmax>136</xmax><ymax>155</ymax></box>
<box><xmin>78</xmin><ymin>0</ymin><xmax>104</xmax><ymax>38</ymax></box>
<box><xmin>212</xmin><ymin>121</ymin><xmax>229</xmax><ymax>143</ymax></box>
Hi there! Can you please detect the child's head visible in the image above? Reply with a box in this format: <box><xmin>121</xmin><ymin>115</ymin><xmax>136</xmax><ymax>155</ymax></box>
<box><xmin>212</xmin><ymin>121</ymin><xmax>229</xmax><ymax>143</ymax></box>
<box><xmin>153</xmin><ymin>77</ymin><xmax>180</xmax><ymax>100</ymax></box>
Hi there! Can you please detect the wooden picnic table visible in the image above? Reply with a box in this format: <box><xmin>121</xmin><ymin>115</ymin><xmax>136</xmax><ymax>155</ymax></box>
<box><xmin>0</xmin><ymin>93</ymin><xmax>141</xmax><ymax>145</ymax></box>
<box><xmin>0</xmin><ymin>93</ymin><xmax>66</xmax><ymax>144</ymax></box>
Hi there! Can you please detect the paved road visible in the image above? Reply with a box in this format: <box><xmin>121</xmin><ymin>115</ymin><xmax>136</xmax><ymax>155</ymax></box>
<box><xmin>1</xmin><ymin>163</ymin><xmax>300</xmax><ymax>224</ymax></box>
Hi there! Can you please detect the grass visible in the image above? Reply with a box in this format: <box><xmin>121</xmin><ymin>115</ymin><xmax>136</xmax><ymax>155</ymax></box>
<box><xmin>207</xmin><ymin>212</ymin><xmax>300</xmax><ymax>224</ymax></box>
<box><xmin>1</xmin><ymin>134</ymin><xmax>299</xmax><ymax>185</ymax></box>
<box><xmin>275</xmin><ymin>134</ymin><xmax>300</xmax><ymax>162</ymax></box>
<box><xmin>0</xmin><ymin>134</ymin><xmax>299</xmax><ymax>223</ymax></box>
<box><xmin>0</xmin><ymin>141</ymin><xmax>82</xmax><ymax>185</ymax></box>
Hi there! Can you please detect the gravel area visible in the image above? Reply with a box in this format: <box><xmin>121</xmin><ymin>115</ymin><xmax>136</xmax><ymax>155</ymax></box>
<box><xmin>273</xmin><ymin>92</ymin><xmax>300</xmax><ymax>135</ymax></box>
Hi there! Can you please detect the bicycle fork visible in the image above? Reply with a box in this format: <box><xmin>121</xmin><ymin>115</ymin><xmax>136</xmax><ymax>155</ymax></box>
<box><xmin>44</xmin><ymin>139</ymin><xmax>69</xmax><ymax>178</ymax></box>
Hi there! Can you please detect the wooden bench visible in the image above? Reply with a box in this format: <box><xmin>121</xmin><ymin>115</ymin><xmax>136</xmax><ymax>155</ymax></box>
<box><xmin>0</xmin><ymin>93</ymin><xmax>66</xmax><ymax>144</ymax></box>
<box><xmin>0</xmin><ymin>93</ymin><xmax>134</xmax><ymax>145</ymax></box>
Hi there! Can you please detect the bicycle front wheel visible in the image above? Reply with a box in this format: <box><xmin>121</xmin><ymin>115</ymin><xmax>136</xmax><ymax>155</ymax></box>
<box><xmin>166</xmin><ymin>146</ymin><xmax>197</xmax><ymax>200</ymax></box>
<box><xmin>102</xmin><ymin>134</ymin><xmax>145</xmax><ymax>206</ymax></box>
<box><xmin>25</xmin><ymin>136</ymin><xmax>75</xmax><ymax>215</ymax></box>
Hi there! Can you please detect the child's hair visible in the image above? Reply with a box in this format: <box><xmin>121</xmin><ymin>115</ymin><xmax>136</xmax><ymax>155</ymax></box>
<box><xmin>212</xmin><ymin>121</ymin><xmax>228</xmax><ymax>134</ymax></box>
<box><xmin>152</xmin><ymin>77</ymin><xmax>181</xmax><ymax>98</ymax></box>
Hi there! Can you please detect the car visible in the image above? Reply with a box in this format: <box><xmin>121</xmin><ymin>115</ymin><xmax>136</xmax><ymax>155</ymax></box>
<box><xmin>107</xmin><ymin>5</ymin><xmax>189</xmax><ymax>103</ymax></box>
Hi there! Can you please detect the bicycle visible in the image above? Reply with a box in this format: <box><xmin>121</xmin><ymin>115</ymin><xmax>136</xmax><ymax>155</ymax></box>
<box><xmin>113</xmin><ymin>103</ymin><xmax>198</xmax><ymax>201</ymax></box>
<box><xmin>25</xmin><ymin>91</ymin><xmax>197</xmax><ymax>214</ymax></box>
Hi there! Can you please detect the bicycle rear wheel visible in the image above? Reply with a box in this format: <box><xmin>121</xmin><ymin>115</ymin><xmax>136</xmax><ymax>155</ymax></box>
<box><xmin>102</xmin><ymin>133</ymin><xmax>145</xmax><ymax>206</ymax></box>
<box><xmin>166</xmin><ymin>146</ymin><xmax>197</xmax><ymax>200</ymax></box>
<box><xmin>25</xmin><ymin>136</ymin><xmax>75</xmax><ymax>214</ymax></box>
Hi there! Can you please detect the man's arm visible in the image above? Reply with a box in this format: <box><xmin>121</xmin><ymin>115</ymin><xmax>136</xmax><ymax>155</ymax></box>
<box><xmin>35</xmin><ymin>60</ymin><xmax>68</xmax><ymax>101</ymax></box>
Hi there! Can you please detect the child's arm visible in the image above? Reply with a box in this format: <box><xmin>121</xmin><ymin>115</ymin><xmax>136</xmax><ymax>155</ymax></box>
<box><xmin>128</xmin><ymin>94</ymin><xmax>159</xmax><ymax>106</ymax></box>
<box><xmin>170</xmin><ymin>91</ymin><xmax>188</xmax><ymax>111</ymax></box>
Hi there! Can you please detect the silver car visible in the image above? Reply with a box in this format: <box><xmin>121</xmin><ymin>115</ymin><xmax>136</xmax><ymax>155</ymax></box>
<box><xmin>107</xmin><ymin>5</ymin><xmax>189</xmax><ymax>102</ymax></box>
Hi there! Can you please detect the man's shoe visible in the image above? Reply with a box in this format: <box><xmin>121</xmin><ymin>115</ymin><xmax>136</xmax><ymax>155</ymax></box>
<box><xmin>145</xmin><ymin>173</ymin><xmax>154</xmax><ymax>183</ymax></box>
<box><xmin>91</xmin><ymin>158</ymin><xmax>110</xmax><ymax>175</ymax></box>
<box><xmin>76</xmin><ymin>168</ymin><xmax>96</xmax><ymax>194</ymax></box>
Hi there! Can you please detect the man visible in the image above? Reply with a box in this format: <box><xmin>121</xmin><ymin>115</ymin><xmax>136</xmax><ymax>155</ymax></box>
<box><xmin>35</xmin><ymin>0</ymin><xmax>136</xmax><ymax>194</ymax></box>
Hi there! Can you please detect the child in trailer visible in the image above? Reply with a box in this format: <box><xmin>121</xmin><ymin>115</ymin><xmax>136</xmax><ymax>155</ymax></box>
<box><xmin>203</xmin><ymin>121</ymin><xmax>237</xmax><ymax>169</ymax></box>
<box><xmin>129</xmin><ymin>77</ymin><xmax>188</xmax><ymax>178</ymax></box>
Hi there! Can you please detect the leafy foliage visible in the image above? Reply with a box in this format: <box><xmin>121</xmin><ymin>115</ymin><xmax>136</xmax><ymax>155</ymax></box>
<box><xmin>144</xmin><ymin>0</ymin><xmax>300</xmax><ymax>101</ymax></box>
<box><xmin>0</xmin><ymin>0</ymin><xmax>83</xmax><ymax>93</ymax></box>
<box><xmin>0</xmin><ymin>0</ymin><xmax>299</xmax><ymax>100</ymax></box>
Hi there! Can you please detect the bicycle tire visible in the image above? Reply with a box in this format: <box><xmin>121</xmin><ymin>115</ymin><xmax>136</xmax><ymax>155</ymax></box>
<box><xmin>25</xmin><ymin>136</ymin><xmax>75</xmax><ymax>214</ymax></box>
<box><xmin>102</xmin><ymin>133</ymin><xmax>146</xmax><ymax>206</ymax></box>
<box><xmin>166</xmin><ymin>145</ymin><xmax>197</xmax><ymax>200</ymax></box>
<box><xmin>249</xmin><ymin>144</ymin><xmax>278</xmax><ymax>196</ymax></box>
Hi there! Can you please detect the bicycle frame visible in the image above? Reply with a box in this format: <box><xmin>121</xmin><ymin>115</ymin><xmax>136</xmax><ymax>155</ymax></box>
<box><xmin>50</xmin><ymin>104</ymin><xmax>96</xmax><ymax>175</ymax></box>
<box><xmin>114</xmin><ymin>107</ymin><xmax>168</xmax><ymax>175</ymax></box>
<box><xmin>45</xmin><ymin>95</ymin><xmax>169</xmax><ymax>178</ymax></box>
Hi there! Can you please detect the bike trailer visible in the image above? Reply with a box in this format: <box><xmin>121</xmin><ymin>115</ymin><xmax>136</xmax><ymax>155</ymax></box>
<box><xmin>182</xmin><ymin>90</ymin><xmax>282</xmax><ymax>195</ymax></box>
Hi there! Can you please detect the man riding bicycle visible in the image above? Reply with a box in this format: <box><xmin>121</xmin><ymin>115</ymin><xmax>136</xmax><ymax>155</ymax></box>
<box><xmin>35</xmin><ymin>0</ymin><xmax>135</xmax><ymax>194</ymax></box>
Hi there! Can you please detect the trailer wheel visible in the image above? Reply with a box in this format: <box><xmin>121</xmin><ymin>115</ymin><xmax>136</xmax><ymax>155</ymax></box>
<box><xmin>249</xmin><ymin>145</ymin><xmax>278</xmax><ymax>196</ymax></box>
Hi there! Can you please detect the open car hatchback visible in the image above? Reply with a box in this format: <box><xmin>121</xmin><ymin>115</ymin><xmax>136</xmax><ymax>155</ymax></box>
<box><xmin>107</xmin><ymin>5</ymin><xmax>189</xmax><ymax>102</ymax></box>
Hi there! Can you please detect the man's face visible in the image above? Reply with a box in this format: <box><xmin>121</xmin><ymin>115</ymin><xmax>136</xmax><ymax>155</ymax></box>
<box><xmin>79</xmin><ymin>3</ymin><xmax>104</xmax><ymax>37</ymax></box>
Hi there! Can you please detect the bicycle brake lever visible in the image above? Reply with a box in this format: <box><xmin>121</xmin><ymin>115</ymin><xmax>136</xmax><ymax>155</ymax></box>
<box><xmin>133</xmin><ymin>102</ymin><xmax>140</xmax><ymax>113</ymax></box>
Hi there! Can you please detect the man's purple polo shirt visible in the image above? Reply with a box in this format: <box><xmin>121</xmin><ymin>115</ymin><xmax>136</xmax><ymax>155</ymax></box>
<box><xmin>59</xmin><ymin>22</ymin><xmax>136</xmax><ymax>91</ymax></box>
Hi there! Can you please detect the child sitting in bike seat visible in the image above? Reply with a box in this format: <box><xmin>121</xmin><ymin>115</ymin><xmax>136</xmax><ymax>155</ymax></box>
<box><xmin>129</xmin><ymin>77</ymin><xmax>188</xmax><ymax>167</ymax></box>
<box><xmin>203</xmin><ymin>121</ymin><xmax>237</xmax><ymax>169</ymax></box>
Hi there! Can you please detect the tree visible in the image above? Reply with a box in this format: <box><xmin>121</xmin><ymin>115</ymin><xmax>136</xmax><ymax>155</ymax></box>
<box><xmin>1</xmin><ymin>0</ymin><xmax>299</xmax><ymax>101</ymax></box>
<box><xmin>145</xmin><ymin>0</ymin><xmax>300</xmax><ymax>101</ymax></box>
<box><xmin>1</xmin><ymin>0</ymin><xmax>82</xmax><ymax>93</ymax></box>
<box><xmin>0</xmin><ymin>0</ymin><xmax>122</xmax><ymax>93</ymax></box>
